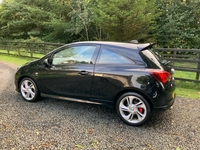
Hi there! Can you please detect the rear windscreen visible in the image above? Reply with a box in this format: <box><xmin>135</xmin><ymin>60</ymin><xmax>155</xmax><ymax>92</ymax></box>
<box><xmin>140</xmin><ymin>49</ymin><xmax>165</xmax><ymax>69</ymax></box>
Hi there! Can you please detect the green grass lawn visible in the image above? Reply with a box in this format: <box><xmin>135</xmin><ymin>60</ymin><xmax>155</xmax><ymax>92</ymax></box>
<box><xmin>176</xmin><ymin>87</ymin><xmax>200</xmax><ymax>99</ymax></box>
<box><xmin>175</xmin><ymin>80</ymin><xmax>200</xmax><ymax>99</ymax></box>
<box><xmin>174</xmin><ymin>62</ymin><xmax>197</xmax><ymax>68</ymax></box>
<box><xmin>0</xmin><ymin>49</ymin><xmax>44</xmax><ymax>59</ymax></box>
<box><xmin>0</xmin><ymin>53</ymin><xmax>199</xmax><ymax>99</ymax></box>
<box><xmin>174</xmin><ymin>70</ymin><xmax>196</xmax><ymax>80</ymax></box>
<box><xmin>0</xmin><ymin>53</ymin><xmax>37</xmax><ymax>66</ymax></box>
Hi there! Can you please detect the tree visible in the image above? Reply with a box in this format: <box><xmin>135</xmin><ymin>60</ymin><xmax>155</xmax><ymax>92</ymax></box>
<box><xmin>0</xmin><ymin>0</ymin><xmax>71</xmax><ymax>42</ymax></box>
<box><xmin>0</xmin><ymin>0</ymin><xmax>164</xmax><ymax>43</ymax></box>
<box><xmin>66</xmin><ymin>0</ymin><xmax>98</xmax><ymax>41</ymax></box>
<box><xmin>153</xmin><ymin>0</ymin><xmax>200</xmax><ymax>48</ymax></box>
<box><xmin>92</xmin><ymin>0</ymin><xmax>159</xmax><ymax>42</ymax></box>
<box><xmin>1</xmin><ymin>0</ymin><xmax>199</xmax><ymax>47</ymax></box>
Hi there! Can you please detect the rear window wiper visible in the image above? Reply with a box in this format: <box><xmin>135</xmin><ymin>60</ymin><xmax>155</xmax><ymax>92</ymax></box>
<box><xmin>162</xmin><ymin>60</ymin><xmax>171</xmax><ymax>66</ymax></box>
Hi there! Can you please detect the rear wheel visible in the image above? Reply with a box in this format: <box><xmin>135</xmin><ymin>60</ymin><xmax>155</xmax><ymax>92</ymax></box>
<box><xmin>116</xmin><ymin>92</ymin><xmax>151</xmax><ymax>126</ymax></box>
<box><xmin>20</xmin><ymin>78</ymin><xmax>40</xmax><ymax>102</ymax></box>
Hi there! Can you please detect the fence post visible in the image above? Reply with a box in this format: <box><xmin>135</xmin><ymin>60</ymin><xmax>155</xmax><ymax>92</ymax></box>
<box><xmin>7</xmin><ymin>49</ymin><xmax>10</xmax><ymax>54</ymax></box>
<box><xmin>30</xmin><ymin>48</ymin><xmax>33</xmax><ymax>58</ymax></box>
<box><xmin>173</xmin><ymin>51</ymin><xmax>177</xmax><ymax>58</ymax></box>
<box><xmin>43</xmin><ymin>43</ymin><xmax>47</xmax><ymax>54</ymax></box>
<box><xmin>7</xmin><ymin>42</ymin><xmax>11</xmax><ymax>54</ymax></box>
<box><xmin>196</xmin><ymin>52</ymin><xmax>200</xmax><ymax>81</ymax></box>
<box><xmin>18</xmin><ymin>49</ymin><xmax>20</xmax><ymax>56</ymax></box>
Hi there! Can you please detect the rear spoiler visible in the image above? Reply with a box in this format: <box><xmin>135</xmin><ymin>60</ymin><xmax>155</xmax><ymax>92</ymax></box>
<box><xmin>137</xmin><ymin>43</ymin><xmax>156</xmax><ymax>51</ymax></box>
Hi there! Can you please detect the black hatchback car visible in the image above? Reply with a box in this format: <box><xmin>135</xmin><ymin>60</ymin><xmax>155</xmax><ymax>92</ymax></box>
<box><xmin>15</xmin><ymin>41</ymin><xmax>176</xmax><ymax>126</ymax></box>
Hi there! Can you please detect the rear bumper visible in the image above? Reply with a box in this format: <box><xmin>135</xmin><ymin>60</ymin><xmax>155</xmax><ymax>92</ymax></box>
<box><xmin>153</xmin><ymin>93</ymin><xmax>176</xmax><ymax>112</ymax></box>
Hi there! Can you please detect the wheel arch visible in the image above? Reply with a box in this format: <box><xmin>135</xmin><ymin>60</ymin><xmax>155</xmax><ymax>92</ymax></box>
<box><xmin>17</xmin><ymin>75</ymin><xmax>40</xmax><ymax>92</ymax></box>
<box><xmin>113</xmin><ymin>88</ymin><xmax>153</xmax><ymax>110</ymax></box>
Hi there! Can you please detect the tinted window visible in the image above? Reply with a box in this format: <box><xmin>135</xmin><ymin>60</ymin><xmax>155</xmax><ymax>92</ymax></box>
<box><xmin>141</xmin><ymin>49</ymin><xmax>164</xmax><ymax>68</ymax></box>
<box><xmin>97</xmin><ymin>48</ymin><xmax>134</xmax><ymax>64</ymax></box>
<box><xmin>52</xmin><ymin>46</ymin><xmax>96</xmax><ymax>65</ymax></box>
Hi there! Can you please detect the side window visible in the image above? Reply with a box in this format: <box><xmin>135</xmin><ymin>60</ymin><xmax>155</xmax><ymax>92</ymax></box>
<box><xmin>97</xmin><ymin>48</ymin><xmax>134</xmax><ymax>64</ymax></box>
<box><xmin>52</xmin><ymin>46</ymin><xmax>96</xmax><ymax>65</ymax></box>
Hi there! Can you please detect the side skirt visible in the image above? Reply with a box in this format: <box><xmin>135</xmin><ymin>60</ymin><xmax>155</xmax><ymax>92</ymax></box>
<box><xmin>41</xmin><ymin>93</ymin><xmax>102</xmax><ymax>105</ymax></box>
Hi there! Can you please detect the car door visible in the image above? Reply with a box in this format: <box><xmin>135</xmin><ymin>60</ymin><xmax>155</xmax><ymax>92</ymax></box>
<box><xmin>38</xmin><ymin>44</ymin><xmax>99</xmax><ymax>99</ymax></box>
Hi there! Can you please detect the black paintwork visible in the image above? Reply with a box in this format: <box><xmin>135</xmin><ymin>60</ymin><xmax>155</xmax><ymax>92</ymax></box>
<box><xmin>15</xmin><ymin>41</ymin><xmax>175</xmax><ymax>111</ymax></box>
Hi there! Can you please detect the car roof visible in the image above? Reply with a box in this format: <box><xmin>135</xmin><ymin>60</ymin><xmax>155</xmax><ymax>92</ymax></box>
<box><xmin>70</xmin><ymin>41</ymin><xmax>152</xmax><ymax>51</ymax></box>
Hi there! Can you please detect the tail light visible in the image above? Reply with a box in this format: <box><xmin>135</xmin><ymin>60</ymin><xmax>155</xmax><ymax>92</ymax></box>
<box><xmin>150</xmin><ymin>70</ymin><xmax>171</xmax><ymax>84</ymax></box>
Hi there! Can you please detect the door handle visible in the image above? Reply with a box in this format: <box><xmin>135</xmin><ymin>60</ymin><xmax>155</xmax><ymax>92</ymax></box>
<box><xmin>79</xmin><ymin>71</ymin><xmax>89</xmax><ymax>75</ymax></box>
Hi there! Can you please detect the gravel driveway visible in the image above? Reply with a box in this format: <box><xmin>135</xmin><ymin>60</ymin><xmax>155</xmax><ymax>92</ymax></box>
<box><xmin>0</xmin><ymin>61</ymin><xmax>199</xmax><ymax>150</ymax></box>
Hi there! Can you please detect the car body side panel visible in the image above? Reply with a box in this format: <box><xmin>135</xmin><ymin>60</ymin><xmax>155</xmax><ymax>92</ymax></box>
<box><xmin>37</xmin><ymin>64</ymin><xmax>95</xmax><ymax>99</ymax></box>
<box><xmin>92</xmin><ymin>65</ymin><xmax>155</xmax><ymax>101</ymax></box>
<box><xmin>15</xmin><ymin>60</ymin><xmax>41</xmax><ymax>91</ymax></box>
<box><xmin>92</xmin><ymin>64</ymin><xmax>175</xmax><ymax>111</ymax></box>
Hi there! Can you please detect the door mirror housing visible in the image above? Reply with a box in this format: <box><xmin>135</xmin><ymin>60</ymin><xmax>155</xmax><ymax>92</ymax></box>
<box><xmin>44</xmin><ymin>58</ymin><xmax>51</xmax><ymax>67</ymax></box>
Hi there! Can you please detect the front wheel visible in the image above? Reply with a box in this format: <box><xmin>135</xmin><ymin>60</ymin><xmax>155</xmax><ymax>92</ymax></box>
<box><xmin>19</xmin><ymin>78</ymin><xmax>40</xmax><ymax>102</ymax></box>
<box><xmin>116</xmin><ymin>92</ymin><xmax>151</xmax><ymax>126</ymax></box>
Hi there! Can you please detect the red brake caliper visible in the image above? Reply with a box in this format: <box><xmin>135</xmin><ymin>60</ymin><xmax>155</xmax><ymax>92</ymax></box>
<box><xmin>138</xmin><ymin>108</ymin><xmax>144</xmax><ymax>114</ymax></box>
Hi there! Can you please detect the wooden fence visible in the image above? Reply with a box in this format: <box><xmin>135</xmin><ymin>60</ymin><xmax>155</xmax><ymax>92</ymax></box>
<box><xmin>0</xmin><ymin>41</ymin><xmax>200</xmax><ymax>82</ymax></box>
<box><xmin>0</xmin><ymin>41</ymin><xmax>64</xmax><ymax>58</ymax></box>
<box><xmin>156</xmin><ymin>48</ymin><xmax>200</xmax><ymax>82</ymax></box>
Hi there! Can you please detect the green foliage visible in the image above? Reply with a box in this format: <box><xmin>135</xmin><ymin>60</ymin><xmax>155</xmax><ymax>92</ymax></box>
<box><xmin>0</xmin><ymin>0</ymin><xmax>71</xmax><ymax>42</ymax></box>
<box><xmin>0</xmin><ymin>0</ymin><xmax>200</xmax><ymax>48</ymax></box>
<box><xmin>154</xmin><ymin>0</ymin><xmax>200</xmax><ymax>48</ymax></box>
<box><xmin>93</xmin><ymin>0</ymin><xmax>159</xmax><ymax>42</ymax></box>
<box><xmin>0</xmin><ymin>0</ymin><xmax>50</xmax><ymax>39</ymax></box>
<box><xmin>67</xmin><ymin>0</ymin><xmax>91</xmax><ymax>41</ymax></box>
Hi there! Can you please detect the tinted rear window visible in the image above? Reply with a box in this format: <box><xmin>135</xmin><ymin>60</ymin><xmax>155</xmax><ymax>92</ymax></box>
<box><xmin>140</xmin><ymin>49</ymin><xmax>165</xmax><ymax>69</ymax></box>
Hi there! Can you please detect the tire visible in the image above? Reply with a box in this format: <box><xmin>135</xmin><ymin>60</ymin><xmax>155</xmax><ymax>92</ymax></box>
<box><xmin>19</xmin><ymin>78</ymin><xmax>40</xmax><ymax>102</ymax></box>
<box><xmin>116</xmin><ymin>92</ymin><xmax>151</xmax><ymax>126</ymax></box>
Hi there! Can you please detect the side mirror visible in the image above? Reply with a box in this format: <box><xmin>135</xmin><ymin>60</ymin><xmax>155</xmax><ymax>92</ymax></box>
<box><xmin>44</xmin><ymin>58</ymin><xmax>51</xmax><ymax>67</ymax></box>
